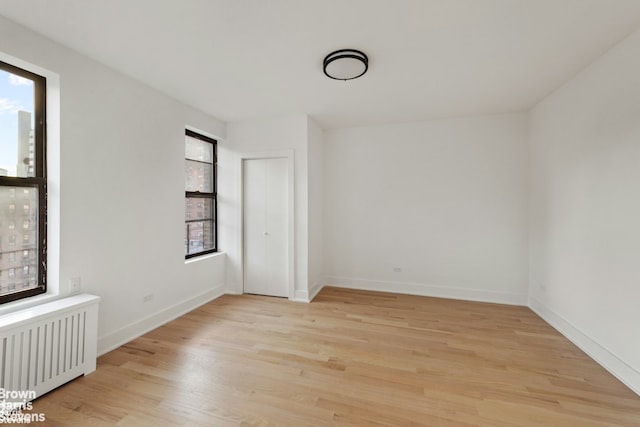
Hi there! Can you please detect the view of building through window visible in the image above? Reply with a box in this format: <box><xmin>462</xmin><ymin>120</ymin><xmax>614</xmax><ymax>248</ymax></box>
<box><xmin>0</xmin><ymin>69</ymin><xmax>35</xmax><ymax>177</ymax></box>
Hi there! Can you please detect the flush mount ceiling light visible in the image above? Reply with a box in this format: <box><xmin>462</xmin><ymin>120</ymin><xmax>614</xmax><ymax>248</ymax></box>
<box><xmin>323</xmin><ymin>49</ymin><xmax>368</xmax><ymax>81</ymax></box>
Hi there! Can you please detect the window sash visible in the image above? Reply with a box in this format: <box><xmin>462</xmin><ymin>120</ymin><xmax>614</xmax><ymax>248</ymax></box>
<box><xmin>0</xmin><ymin>60</ymin><xmax>46</xmax><ymax>177</ymax></box>
<box><xmin>0</xmin><ymin>178</ymin><xmax>47</xmax><ymax>304</ymax></box>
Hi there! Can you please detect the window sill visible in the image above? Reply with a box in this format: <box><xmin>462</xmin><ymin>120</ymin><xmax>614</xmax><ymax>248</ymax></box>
<box><xmin>0</xmin><ymin>292</ymin><xmax>61</xmax><ymax>317</ymax></box>
<box><xmin>185</xmin><ymin>251</ymin><xmax>225</xmax><ymax>265</ymax></box>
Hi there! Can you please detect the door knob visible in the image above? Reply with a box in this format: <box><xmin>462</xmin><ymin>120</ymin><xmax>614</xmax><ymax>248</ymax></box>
<box><xmin>263</xmin><ymin>231</ymin><xmax>269</xmax><ymax>236</ymax></box>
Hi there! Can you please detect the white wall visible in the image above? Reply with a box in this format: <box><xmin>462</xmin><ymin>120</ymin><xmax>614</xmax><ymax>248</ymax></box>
<box><xmin>307</xmin><ymin>117</ymin><xmax>324</xmax><ymax>300</ymax></box>
<box><xmin>324</xmin><ymin>114</ymin><xmax>529</xmax><ymax>304</ymax></box>
<box><xmin>0</xmin><ymin>16</ymin><xmax>227</xmax><ymax>355</ymax></box>
<box><xmin>529</xmin><ymin>29</ymin><xmax>640</xmax><ymax>393</ymax></box>
<box><xmin>224</xmin><ymin>115</ymin><xmax>309</xmax><ymax>299</ymax></box>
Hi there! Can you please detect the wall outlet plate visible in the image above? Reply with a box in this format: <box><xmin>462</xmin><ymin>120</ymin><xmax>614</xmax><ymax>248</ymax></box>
<box><xmin>69</xmin><ymin>277</ymin><xmax>81</xmax><ymax>293</ymax></box>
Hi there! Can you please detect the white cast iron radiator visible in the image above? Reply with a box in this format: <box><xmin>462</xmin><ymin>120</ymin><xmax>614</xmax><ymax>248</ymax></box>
<box><xmin>0</xmin><ymin>294</ymin><xmax>100</xmax><ymax>403</ymax></box>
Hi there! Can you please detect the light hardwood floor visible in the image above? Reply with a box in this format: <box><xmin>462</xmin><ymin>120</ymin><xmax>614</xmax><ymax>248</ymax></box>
<box><xmin>28</xmin><ymin>287</ymin><xmax>640</xmax><ymax>426</ymax></box>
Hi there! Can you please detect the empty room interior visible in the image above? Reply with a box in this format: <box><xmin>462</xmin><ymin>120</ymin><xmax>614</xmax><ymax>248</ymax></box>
<box><xmin>1</xmin><ymin>1</ymin><xmax>640</xmax><ymax>425</ymax></box>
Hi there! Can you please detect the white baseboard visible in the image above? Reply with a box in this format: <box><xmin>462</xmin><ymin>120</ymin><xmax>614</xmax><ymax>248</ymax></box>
<box><xmin>529</xmin><ymin>297</ymin><xmax>640</xmax><ymax>396</ymax></box>
<box><xmin>327</xmin><ymin>276</ymin><xmax>527</xmax><ymax>306</ymax></box>
<box><xmin>294</xmin><ymin>281</ymin><xmax>326</xmax><ymax>303</ymax></box>
<box><xmin>294</xmin><ymin>289</ymin><xmax>309</xmax><ymax>302</ymax></box>
<box><xmin>97</xmin><ymin>285</ymin><xmax>225</xmax><ymax>356</ymax></box>
<box><xmin>309</xmin><ymin>282</ymin><xmax>324</xmax><ymax>301</ymax></box>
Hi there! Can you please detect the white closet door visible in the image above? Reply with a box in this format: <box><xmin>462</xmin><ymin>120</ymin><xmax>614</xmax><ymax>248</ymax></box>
<box><xmin>243</xmin><ymin>158</ymin><xmax>289</xmax><ymax>297</ymax></box>
<box><xmin>243</xmin><ymin>159</ymin><xmax>267</xmax><ymax>295</ymax></box>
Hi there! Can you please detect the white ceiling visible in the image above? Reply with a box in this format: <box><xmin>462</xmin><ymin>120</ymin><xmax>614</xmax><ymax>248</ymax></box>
<box><xmin>1</xmin><ymin>0</ymin><xmax>640</xmax><ymax>129</ymax></box>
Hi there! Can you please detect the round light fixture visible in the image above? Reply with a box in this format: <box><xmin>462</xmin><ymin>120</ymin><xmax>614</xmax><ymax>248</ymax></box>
<box><xmin>323</xmin><ymin>49</ymin><xmax>368</xmax><ymax>81</ymax></box>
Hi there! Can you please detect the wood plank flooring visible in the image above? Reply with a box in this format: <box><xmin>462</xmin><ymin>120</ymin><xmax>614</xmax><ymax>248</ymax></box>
<box><xmin>27</xmin><ymin>287</ymin><xmax>640</xmax><ymax>426</ymax></box>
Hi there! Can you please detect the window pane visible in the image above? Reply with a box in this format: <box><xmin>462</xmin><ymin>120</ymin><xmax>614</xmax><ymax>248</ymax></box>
<box><xmin>0</xmin><ymin>186</ymin><xmax>38</xmax><ymax>297</ymax></box>
<box><xmin>185</xmin><ymin>136</ymin><xmax>213</xmax><ymax>162</ymax></box>
<box><xmin>185</xmin><ymin>160</ymin><xmax>213</xmax><ymax>192</ymax></box>
<box><xmin>185</xmin><ymin>220</ymin><xmax>215</xmax><ymax>255</ymax></box>
<box><xmin>0</xmin><ymin>69</ymin><xmax>36</xmax><ymax>178</ymax></box>
<box><xmin>185</xmin><ymin>197</ymin><xmax>213</xmax><ymax>220</ymax></box>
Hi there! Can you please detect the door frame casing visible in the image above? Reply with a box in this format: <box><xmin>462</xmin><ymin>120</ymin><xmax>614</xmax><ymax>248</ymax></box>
<box><xmin>237</xmin><ymin>150</ymin><xmax>295</xmax><ymax>300</ymax></box>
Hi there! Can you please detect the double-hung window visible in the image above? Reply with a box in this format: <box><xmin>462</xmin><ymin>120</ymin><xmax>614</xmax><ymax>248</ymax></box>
<box><xmin>0</xmin><ymin>60</ymin><xmax>47</xmax><ymax>304</ymax></box>
<box><xmin>184</xmin><ymin>130</ymin><xmax>217</xmax><ymax>258</ymax></box>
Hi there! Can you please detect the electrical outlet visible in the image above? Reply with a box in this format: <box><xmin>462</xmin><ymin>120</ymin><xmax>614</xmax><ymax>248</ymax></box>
<box><xmin>69</xmin><ymin>277</ymin><xmax>81</xmax><ymax>294</ymax></box>
<box><xmin>143</xmin><ymin>293</ymin><xmax>154</xmax><ymax>303</ymax></box>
